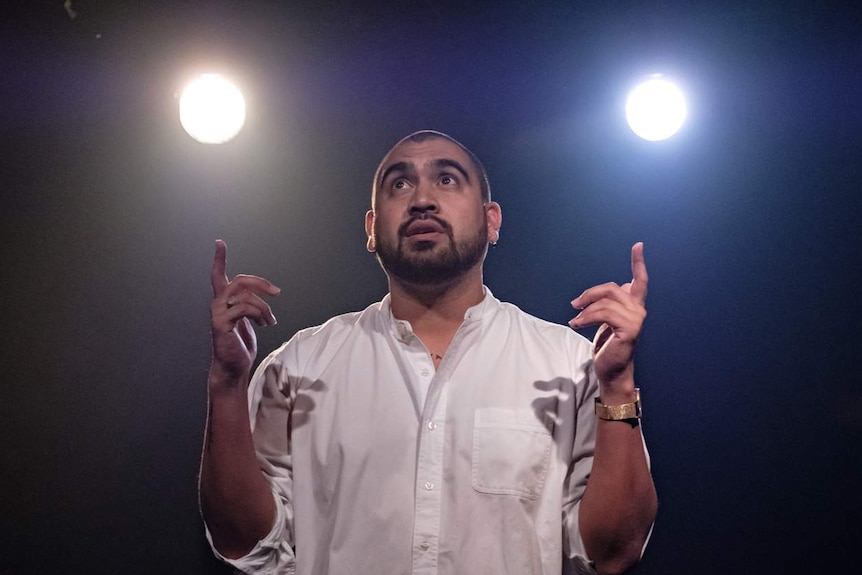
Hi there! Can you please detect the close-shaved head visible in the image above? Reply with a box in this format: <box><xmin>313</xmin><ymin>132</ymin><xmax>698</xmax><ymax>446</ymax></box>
<box><xmin>365</xmin><ymin>129</ymin><xmax>502</xmax><ymax>287</ymax></box>
<box><xmin>372</xmin><ymin>130</ymin><xmax>491</xmax><ymax>206</ymax></box>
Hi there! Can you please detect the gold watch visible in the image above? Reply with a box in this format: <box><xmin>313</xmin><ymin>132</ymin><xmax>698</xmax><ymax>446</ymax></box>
<box><xmin>594</xmin><ymin>388</ymin><xmax>642</xmax><ymax>421</ymax></box>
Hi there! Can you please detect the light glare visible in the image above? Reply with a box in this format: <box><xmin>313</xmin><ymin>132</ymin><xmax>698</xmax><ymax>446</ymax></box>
<box><xmin>179</xmin><ymin>74</ymin><xmax>246</xmax><ymax>144</ymax></box>
<box><xmin>625</xmin><ymin>77</ymin><xmax>687</xmax><ymax>141</ymax></box>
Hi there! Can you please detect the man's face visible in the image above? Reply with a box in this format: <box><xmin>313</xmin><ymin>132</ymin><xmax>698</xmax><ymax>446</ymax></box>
<box><xmin>365</xmin><ymin>137</ymin><xmax>500</xmax><ymax>286</ymax></box>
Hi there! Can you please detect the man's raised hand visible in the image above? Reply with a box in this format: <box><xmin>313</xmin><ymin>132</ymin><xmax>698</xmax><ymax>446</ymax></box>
<box><xmin>210</xmin><ymin>239</ymin><xmax>281</xmax><ymax>384</ymax></box>
<box><xmin>569</xmin><ymin>243</ymin><xmax>648</xmax><ymax>389</ymax></box>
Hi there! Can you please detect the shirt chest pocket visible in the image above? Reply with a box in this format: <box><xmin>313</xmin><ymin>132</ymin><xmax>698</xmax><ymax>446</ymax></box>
<box><xmin>471</xmin><ymin>408</ymin><xmax>553</xmax><ymax>500</ymax></box>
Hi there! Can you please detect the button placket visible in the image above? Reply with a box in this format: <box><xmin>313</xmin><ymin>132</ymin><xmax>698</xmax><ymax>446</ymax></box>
<box><xmin>411</xmin><ymin>388</ymin><xmax>447</xmax><ymax>574</ymax></box>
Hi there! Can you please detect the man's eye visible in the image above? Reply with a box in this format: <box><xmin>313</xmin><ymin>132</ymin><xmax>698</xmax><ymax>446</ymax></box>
<box><xmin>393</xmin><ymin>179</ymin><xmax>407</xmax><ymax>190</ymax></box>
<box><xmin>440</xmin><ymin>175</ymin><xmax>456</xmax><ymax>185</ymax></box>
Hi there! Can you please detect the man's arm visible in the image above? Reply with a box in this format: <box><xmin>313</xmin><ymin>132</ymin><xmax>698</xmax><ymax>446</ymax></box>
<box><xmin>569</xmin><ymin>243</ymin><xmax>658</xmax><ymax>574</ymax></box>
<box><xmin>576</xmin><ymin>384</ymin><xmax>657</xmax><ymax>574</ymax></box>
<box><xmin>199</xmin><ymin>239</ymin><xmax>281</xmax><ymax>559</ymax></box>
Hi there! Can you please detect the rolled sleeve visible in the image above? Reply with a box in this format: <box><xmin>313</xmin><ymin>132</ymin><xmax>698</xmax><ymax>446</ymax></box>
<box><xmin>205</xmin><ymin>490</ymin><xmax>296</xmax><ymax>575</ymax></box>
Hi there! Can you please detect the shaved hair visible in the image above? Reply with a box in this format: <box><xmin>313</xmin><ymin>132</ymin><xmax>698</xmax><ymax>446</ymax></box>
<box><xmin>373</xmin><ymin>130</ymin><xmax>491</xmax><ymax>204</ymax></box>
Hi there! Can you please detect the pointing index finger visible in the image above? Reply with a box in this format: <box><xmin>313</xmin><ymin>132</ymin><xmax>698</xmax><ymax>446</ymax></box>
<box><xmin>629</xmin><ymin>242</ymin><xmax>648</xmax><ymax>304</ymax></box>
<box><xmin>211</xmin><ymin>239</ymin><xmax>229</xmax><ymax>296</ymax></box>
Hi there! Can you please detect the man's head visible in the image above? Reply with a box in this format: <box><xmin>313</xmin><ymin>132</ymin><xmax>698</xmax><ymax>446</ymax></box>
<box><xmin>365</xmin><ymin>130</ymin><xmax>502</xmax><ymax>287</ymax></box>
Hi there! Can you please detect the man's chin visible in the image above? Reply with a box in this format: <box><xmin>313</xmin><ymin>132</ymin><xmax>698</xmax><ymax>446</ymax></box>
<box><xmin>376</xmin><ymin>234</ymin><xmax>484</xmax><ymax>286</ymax></box>
<box><xmin>380</xmin><ymin>253</ymin><xmax>463</xmax><ymax>286</ymax></box>
<box><xmin>407</xmin><ymin>240</ymin><xmax>440</xmax><ymax>252</ymax></box>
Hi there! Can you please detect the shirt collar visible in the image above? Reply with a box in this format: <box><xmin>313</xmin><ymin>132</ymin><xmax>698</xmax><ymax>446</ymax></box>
<box><xmin>379</xmin><ymin>287</ymin><xmax>497</xmax><ymax>342</ymax></box>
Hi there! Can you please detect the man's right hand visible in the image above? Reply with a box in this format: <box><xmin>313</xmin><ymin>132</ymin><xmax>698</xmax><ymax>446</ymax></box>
<box><xmin>210</xmin><ymin>239</ymin><xmax>281</xmax><ymax>385</ymax></box>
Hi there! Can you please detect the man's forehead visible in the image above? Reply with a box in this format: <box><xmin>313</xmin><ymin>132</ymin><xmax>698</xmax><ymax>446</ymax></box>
<box><xmin>381</xmin><ymin>137</ymin><xmax>471</xmax><ymax>169</ymax></box>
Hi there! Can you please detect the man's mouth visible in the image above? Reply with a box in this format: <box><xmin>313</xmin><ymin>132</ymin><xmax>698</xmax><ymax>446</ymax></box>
<box><xmin>403</xmin><ymin>219</ymin><xmax>447</xmax><ymax>238</ymax></box>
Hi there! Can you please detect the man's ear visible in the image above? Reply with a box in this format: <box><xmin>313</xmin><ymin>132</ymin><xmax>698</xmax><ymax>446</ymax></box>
<box><xmin>485</xmin><ymin>201</ymin><xmax>502</xmax><ymax>244</ymax></box>
<box><xmin>365</xmin><ymin>210</ymin><xmax>376</xmax><ymax>252</ymax></box>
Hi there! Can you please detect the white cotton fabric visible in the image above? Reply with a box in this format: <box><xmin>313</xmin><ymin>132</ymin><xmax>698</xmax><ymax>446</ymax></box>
<box><xmin>206</xmin><ymin>289</ymin><xmax>619</xmax><ymax>575</ymax></box>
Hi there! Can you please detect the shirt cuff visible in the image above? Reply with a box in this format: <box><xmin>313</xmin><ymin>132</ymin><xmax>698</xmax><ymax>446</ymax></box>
<box><xmin>204</xmin><ymin>491</ymin><xmax>294</xmax><ymax>574</ymax></box>
<box><xmin>564</xmin><ymin>555</ymin><xmax>598</xmax><ymax>575</ymax></box>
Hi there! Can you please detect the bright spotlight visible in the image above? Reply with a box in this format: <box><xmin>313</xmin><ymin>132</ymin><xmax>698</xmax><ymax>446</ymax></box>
<box><xmin>625</xmin><ymin>76</ymin><xmax>687</xmax><ymax>141</ymax></box>
<box><xmin>179</xmin><ymin>74</ymin><xmax>246</xmax><ymax>144</ymax></box>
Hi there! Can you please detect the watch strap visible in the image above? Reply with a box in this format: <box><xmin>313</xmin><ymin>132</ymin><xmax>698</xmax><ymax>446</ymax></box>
<box><xmin>594</xmin><ymin>388</ymin><xmax>641</xmax><ymax>421</ymax></box>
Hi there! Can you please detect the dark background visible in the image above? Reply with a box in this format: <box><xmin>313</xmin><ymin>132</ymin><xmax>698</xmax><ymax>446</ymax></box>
<box><xmin>1</xmin><ymin>1</ymin><xmax>860</xmax><ymax>573</ymax></box>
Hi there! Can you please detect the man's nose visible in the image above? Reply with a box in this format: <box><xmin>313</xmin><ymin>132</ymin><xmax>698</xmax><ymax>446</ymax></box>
<box><xmin>408</xmin><ymin>182</ymin><xmax>438</xmax><ymax>216</ymax></box>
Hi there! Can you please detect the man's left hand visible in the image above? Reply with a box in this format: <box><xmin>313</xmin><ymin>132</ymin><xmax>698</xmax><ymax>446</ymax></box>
<box><xmin>569</xmin><ymin>243</ymin><xmax>648</xmax><ymax>392</ymax></box>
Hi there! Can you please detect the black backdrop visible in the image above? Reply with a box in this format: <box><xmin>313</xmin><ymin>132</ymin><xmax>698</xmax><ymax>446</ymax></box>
<box><xmin>2</xmin><ymin>1</ymin><xmax>860</xmax><ymax>573</ymax></box>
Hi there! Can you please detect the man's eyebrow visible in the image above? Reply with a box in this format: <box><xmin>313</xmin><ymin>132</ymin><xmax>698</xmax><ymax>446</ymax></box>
<box><xmin>378</xmin><ymin>161</ymin><xmax>412</xmax><ymax>186</ymax></box>
<box><xmin>431</xmin><ymin>158</ymin><xmax>471</xmax><ymax>183</ymax></box>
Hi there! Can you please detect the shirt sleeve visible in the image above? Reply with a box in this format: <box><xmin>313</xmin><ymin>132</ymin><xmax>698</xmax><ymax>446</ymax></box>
<box><xmin>561</xmin><ymin>353</ymin><xmax>600</xmax><ymax>574</ymax></box>
<box><xmin>205</xmin><ymin>490</ymin><xmax>296</xmax><ymax>574</ymax></box>
<box><xmin>204</xmin><ymin>342</ymin><xmax>300</xmax><ymax>574</ymax></box>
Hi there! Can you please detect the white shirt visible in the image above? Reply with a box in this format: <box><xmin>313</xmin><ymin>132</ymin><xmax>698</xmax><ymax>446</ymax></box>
<box><xmin>207</xmin><ymin>289</ymin><xmax>609</xmax><ymax>575</ymax></box>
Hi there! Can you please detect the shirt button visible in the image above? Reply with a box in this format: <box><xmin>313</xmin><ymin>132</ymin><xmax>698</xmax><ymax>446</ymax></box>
<box><xmin>426</xmin><ymin>420</ymin><xmax>437</xmax><ymax>430</ymax></box>
<box><xmin>424</xmin><ymin>481</ymin><xmax>434</xmax><ymax>490</ymax></box>
<box><xmin>419</xmin><ymin>542</ymin><xmax>430</xmax><ymax>551</ymax></box>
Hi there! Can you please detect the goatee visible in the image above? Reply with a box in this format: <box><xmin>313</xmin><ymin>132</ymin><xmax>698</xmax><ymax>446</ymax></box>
<box><xmin>374</xmin><ymin>215</ymin><xmax>488</xmax><ymax>286</ymax></box>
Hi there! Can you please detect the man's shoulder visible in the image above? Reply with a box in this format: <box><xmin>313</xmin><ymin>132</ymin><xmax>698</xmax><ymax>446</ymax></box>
<box><xmin>261</xmin><ymin>299</ymin><xmax>386</xmax><ymax>369</ymax></box>
<box><xmin>282</xmin><ymin>298</ymin><xmax>390</xmax><ymax>348</ymax></box>
<box><xmin>491</xmin><ymin>297</ymin><xmax>592</xmax><ymax>350</ymax></box>
<box><xmin>296</xmin><ymin>300</ymin><xmax>385</xmax><ymax>340</ymax></box>
<box><xmin>494</xmin><ymin>298</ymin><xmax>577</xmax><ymax>332</ymax></box>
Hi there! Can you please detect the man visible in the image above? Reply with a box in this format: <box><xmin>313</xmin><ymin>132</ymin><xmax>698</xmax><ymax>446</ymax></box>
<box><xmin>200</xmin><ymin>130</ymin><xmax>657</xmax><ymax>575</ymax></box>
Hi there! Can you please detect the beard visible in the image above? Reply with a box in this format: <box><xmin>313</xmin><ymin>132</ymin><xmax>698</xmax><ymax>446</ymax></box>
<box><xmin>374</xmin><ymin>214</ymin><xmax>489</xmax><ymax>286</ymax></box>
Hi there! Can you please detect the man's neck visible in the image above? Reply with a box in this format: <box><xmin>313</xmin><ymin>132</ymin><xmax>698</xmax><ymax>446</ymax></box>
<box><xmin>388</xmin><ymin>269</ymin><xmax>485</xmax><ymax>344</ymax></box>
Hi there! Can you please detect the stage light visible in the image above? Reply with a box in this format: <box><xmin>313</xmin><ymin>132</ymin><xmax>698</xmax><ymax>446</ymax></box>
<box><xmin>179</xmin><ymin>74</ymin><xmax>246</xmax><ymax>144</ymax></box>
<box><xmin>625</xmin><ymin>76</ymin><xmax>687</xmax><ymax>141</ymax></box>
